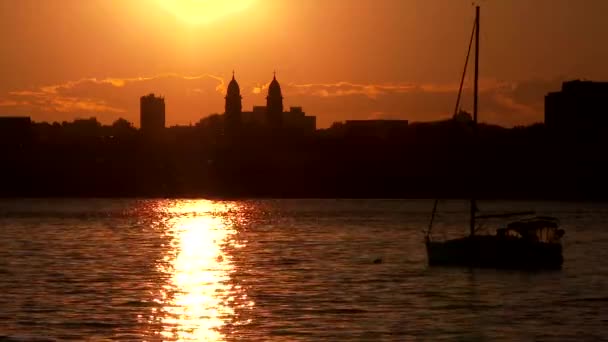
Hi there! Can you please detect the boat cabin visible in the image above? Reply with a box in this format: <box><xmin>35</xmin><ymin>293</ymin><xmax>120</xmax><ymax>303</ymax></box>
<box><xmin>497</xmin><ymin>217</ymin><xmax>564</xmax><ymax>243</ymax></box>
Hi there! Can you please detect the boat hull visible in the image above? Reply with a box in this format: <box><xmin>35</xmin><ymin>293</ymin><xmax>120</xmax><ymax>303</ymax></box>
<box><xmin>426</xmin><ymin>235</ymin><xmax>563</xmax><ymax>270</ymax></box>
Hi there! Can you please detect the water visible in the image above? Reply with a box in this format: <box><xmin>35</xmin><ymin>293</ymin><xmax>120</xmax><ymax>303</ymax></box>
<box><xmin>0</xmin><ymin>199</ymin><xmax>606</xmax><ymax>341</ymax></box>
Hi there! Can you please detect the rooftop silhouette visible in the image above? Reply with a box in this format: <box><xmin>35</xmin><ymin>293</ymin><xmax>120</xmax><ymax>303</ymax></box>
<box><xmin>225</xmin><ymin>73</ymin><xmax>316</xmax><ymax>137</ymax></box>
<box><xmin>545</xmin><ymin>80</ymin><xmax>608</xmax><ymax>142</ymax></box>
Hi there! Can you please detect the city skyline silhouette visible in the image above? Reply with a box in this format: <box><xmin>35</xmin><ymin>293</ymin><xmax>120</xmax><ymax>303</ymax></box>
<box><xmin>1</xmin><ymin>0</ymin><xmax>608</xmax><ymax>199</ymax></box>
<box><xmin>1</xmin><ymin>77</ymin><xmax>607</xmax><ymax>200</ymax></box>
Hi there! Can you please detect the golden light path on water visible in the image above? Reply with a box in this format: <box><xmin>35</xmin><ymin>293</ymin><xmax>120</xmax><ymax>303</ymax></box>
<box><xmin>150</xmin><ymin>200</ymin><xmax>252</xmax><ymax>341</ymax></box>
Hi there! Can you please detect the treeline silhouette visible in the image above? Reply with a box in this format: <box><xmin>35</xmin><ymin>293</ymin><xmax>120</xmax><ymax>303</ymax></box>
<box><xmin>2</xmin><ymin>115</ymin><xmax>608</xmax><ymax>200</ymax></box>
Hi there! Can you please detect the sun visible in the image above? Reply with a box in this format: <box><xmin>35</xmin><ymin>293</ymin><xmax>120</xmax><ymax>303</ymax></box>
<box><xmin>157</xmin><ymin>0</ymin><xmax>256</xmax><ymax>25</ymax></box>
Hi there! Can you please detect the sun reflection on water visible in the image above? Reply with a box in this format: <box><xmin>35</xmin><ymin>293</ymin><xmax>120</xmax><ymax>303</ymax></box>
<box><xmin>150</xmin><ymin>200</ymin><xmax>251</xmax><ymax>341</ymax></box>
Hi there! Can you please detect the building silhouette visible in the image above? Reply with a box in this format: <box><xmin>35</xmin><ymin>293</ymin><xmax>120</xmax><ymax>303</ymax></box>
<box><xmin>266</xmin><ymin>73</ymin><xmax>284</xmax><ymax>129</ymax></box>
<box><xmin>227</xmin><ymin>73</ymin><xmax>316</xmax><ymax>134</ymax></box>
<box><xmin>68</xmin><ymin>117</ymin><xmax>101</xmax><ymax>138</ymax></box>
<box><xmin>0</xmin><ymin>116</ymin><xmax>31</xmax><ymax>144</ymax></box>
<box><xmin>282</xmin><ymin>106</ymin><xmax>316</xmax><ymax>133</ymax></box>
<box><xmin>545</xmin><ymin>80</ymin><xmax>608</xmax><ymax>139</ymax></box>
<box><xmin>225</xmin><ymin>72</ymin><xmax>242</xmax><ymax>134</ymax></box>
<box><xmin>140</xmin><ymin>94</ymin><xmax>165</xmax><ymax>134</ymax></box>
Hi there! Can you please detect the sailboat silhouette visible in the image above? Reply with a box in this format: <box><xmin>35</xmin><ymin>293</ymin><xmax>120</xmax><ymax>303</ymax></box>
<box><xmin>424</xmin><ymin>6</ymin><xmax>565</xmax><ymax>270</ymax></box>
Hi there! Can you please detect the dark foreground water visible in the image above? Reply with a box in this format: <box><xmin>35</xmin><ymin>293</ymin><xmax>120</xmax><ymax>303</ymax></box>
<box><xmin>0</xmin><ymin>199</ymin><xmax>607</xmax><ymax>341</ymax></box>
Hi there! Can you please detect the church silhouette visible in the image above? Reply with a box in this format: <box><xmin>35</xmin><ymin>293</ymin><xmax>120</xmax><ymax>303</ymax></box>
<box><xmin>224</xmin><ymin>73</ymin><xmax>316</xmax><ymax>134</ymax></box>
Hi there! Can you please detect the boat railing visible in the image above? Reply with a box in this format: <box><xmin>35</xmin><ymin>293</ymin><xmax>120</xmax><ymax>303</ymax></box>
<box><xmin>497</xmin><ymin>224</ymin><xmax>564</xmax><ymax>244</ymax></box>
<box><xmin>475</xmin><ymin>211</ymin><xmax>535</xmax><ymax>220</ymax></box>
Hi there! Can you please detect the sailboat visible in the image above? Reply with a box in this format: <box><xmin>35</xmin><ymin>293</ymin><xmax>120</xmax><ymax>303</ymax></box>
<box><xmin>424</xmin><ymin>6</ymin><xmax>565</xmax><ymax>270</ymax></box>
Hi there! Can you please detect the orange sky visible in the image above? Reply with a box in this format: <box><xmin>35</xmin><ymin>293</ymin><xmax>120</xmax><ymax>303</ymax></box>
<box><xmin>0</xmin><ymin>0</ymin><xmax>607</xmax><ymax>128</ymax></box>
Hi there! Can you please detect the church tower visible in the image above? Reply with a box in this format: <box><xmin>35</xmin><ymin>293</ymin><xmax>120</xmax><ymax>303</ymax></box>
<box><xmin>266</xmin><ymin>73</ymin><xmax>284</xmax><ymax>128</ymax></box>
<box><xmin>225</xmin><ymin>72</ymin><xmax>242</xmax><ymax>132</ymax></box>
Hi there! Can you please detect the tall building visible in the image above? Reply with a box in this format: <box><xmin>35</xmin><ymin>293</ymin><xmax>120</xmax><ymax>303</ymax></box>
<box><xmin>225</xmin><ymin>72</ymin><xmax>242</xmax><ymax>133</ymax></box>
<box><xmin>545</xmin><ymin>80</ymin><xmax>608</xmax><ymax>138</ymax></box>
<box><xmin>266</xmin><ymin>73</ymin><xmax>284</xmax><ymax>128</ymax></box>
<box><xmin>140</xmin><ymin>94</ymin><xmax>165</xmax><ymax>134</ymax></box>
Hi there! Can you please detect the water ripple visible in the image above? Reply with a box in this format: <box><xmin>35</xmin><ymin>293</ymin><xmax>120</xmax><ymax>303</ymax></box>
<box><xmin>0</xmin><ymin>199</ymin><xmax>606</xmax><ymax>341</ymax></box>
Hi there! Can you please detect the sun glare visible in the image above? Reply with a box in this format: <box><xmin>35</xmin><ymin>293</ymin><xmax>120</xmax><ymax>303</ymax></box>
<box><xmin>157</xmin><ymin>0</ymin><xmax>256</xmax><ymax>25</ymax></box>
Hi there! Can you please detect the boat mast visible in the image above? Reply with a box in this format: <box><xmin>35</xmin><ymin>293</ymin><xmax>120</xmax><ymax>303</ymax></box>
<box><xmin>470</xmin><ymin>5</ymin><xmax>480</xmax><ymax>237</ymax></box>
<box><xmin>454</xmin><ymin>17</ymin><xmax>476</xmax><ymax>117</ymax></box>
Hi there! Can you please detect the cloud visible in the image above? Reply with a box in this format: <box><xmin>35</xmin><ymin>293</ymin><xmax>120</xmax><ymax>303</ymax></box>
<box><xmin>8</xmin><ymin>80</ymin><xmax>127</xmax><ymax>115</ymax></box>
<box><xmin>284</xmin><ymin>79</ymin><xmax>509</xmax><ymax>99</ymax></box>
<box><xmin>251</xmin><ymin>82</ymin><xmax>270</xmax><ymax>95</ymax></box>
<box><xmin>0</xmin><ymin>99</ymin><xmax>20</xmax><ymax>107</ymax></box>
<box><xmin>288</xmin><ymin>82</ymin><xmax>419</xmax><ymax>99</ymax></box>
<box><xmin>0</xmin><ymin>73</ymin><xmax>227</xmax><ymax>125</ymax></box>
<box><xmin>268</xmin><ymin>78</ymin><xmax>561</xmax><ymax>127</ymax></box>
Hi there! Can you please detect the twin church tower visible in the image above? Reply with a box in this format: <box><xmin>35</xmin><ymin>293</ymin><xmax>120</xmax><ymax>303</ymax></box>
<box><xmin>224</xmin><ymin>73</ymin><xmax>315</xmax><ymax>134</ymax></box>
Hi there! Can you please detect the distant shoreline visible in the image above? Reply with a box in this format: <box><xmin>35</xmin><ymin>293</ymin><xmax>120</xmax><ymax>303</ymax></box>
<box><xmin>1</xmin><ymin>195</ymin><xmax>606</xmax><ymax>202</ymax></box>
